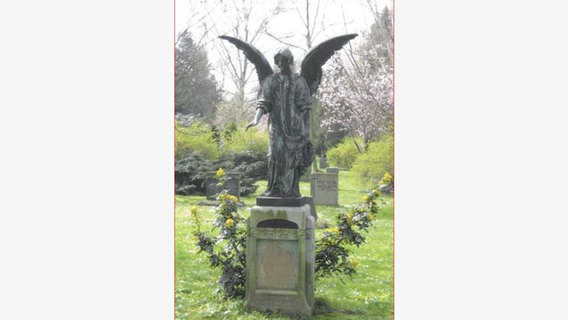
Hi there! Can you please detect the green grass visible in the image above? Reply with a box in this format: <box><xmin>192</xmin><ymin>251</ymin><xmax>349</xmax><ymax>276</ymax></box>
<box><xmin>175</xmin><ymin>171</ymin><xmax>393</xmax><ymax>319</ymax></box>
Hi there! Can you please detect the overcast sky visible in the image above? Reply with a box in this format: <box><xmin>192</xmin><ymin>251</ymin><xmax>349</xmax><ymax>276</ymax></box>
<box><xmin>175</xmin><ymin>0</ymin><xmax>392</xmax><ymax>95</ymax></box>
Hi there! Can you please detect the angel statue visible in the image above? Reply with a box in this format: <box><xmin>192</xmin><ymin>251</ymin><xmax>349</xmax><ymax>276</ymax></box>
<box><xmin>219</xmin><ymin>34</ymin><xmax>358</xmax><ymax>198</ymax></box>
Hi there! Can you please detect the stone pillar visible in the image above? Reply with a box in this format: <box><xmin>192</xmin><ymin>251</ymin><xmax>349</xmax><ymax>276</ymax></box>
<box><xmin>246</xmin><ymin>197</ymin><xmax>316</xmax><ymax>316</ymax></box>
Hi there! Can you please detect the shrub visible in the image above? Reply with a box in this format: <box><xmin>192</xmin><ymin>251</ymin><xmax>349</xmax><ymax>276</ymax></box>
<box><xmin>351</xmin><ymin>133</ymin><xmax>393</xmax><ymax>188</ymax></box>
<box><xmin>175</xmin><ymin>151</ymin><xmax>266</xmax><ymax>196</ymax></box>
<box><xmin>212</xmin><ymin>150</ymin><xmax>267</xmax><ymax>196</ymax></box>
<box><xmin>215</xmin><ymin>126</ymin><xmax>268</xmax><ymax>196</ymax></box>
<box><xmin>326</xmin><ymin>136</ymin><xmax>363</xmax><ymax>169</ymax></box>
<box><xmin>219</xmin><ymin>126</ymin><xmax>268</xmax><ymax>156</ymax></box>
<box><xmin>193</xmin><ymin>170</ymin><xmax>247</xmax><ymax>299</ymax></box>
<box><xmin>175</xmin><ymin>152</ymin><xmax>212</xmax><ymax>195</ymax></box>
<box><xmin>222</xmin><ymin>121</ymin><xmax>238</xmax><ymax>142</ymax></box>
<box><xmin>315</xmin><ymin>188</ymin><xmax>382</xmax><ymax>281</ymax></box>
<box><xmin>175</xmin><ymin>123</ymin><xmax>269</xmax><ymax>196</ymax></box>
<box><xmin>194</xmin><ymin>170</ymin><xmax>384</xmax><ymax>298</ymax></box>
<box><xmin>176</xmin><ymin>121</ymin><xmax>218</xmax><ymax>161</ymax></box>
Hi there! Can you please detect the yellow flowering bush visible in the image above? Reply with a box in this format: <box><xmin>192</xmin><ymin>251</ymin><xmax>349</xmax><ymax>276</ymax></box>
<box><xmin>194</xmin><ymin>169</ymin><xmax>246</xmax><ymax>299</ymax></box>
<box><xmin>219</xmin><ymin>193</ymin><xmax>238</xmax><ymax>204</ymax></box>
<box><xmin>379</xmin><ymin>172</ymin><xmax>393</xmax><ymax>186</ymax></box>
<box><xmin>195</xmin><ymin>168</ymin><xmax>386</xmax><ymax>298</ymax></box>
<box><xmin>315</xmin><ymin>186</ymin><xmax>383</xmax><ymax>281</ymax></box>
<box><xmin>324</xmin><ymin>226</ymin><xmax>340</xmax><ymax>234</ymax></box>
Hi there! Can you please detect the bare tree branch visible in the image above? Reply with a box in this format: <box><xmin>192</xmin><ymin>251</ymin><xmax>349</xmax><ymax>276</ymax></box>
<box><xmin>265</xmin><ymin>31</ymin><xmax>307</xmax><ymax>52</ymax></box>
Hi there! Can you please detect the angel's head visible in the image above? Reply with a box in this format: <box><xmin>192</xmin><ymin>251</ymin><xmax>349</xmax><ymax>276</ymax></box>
<box><xmin>274</xmin><ymin>48</ymin><xmax>294</xmax><ymax>72</ymax></box>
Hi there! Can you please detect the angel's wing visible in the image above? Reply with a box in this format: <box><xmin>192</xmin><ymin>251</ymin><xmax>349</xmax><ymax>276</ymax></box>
<box><xmin>300</xmin><ymin>34</ymin><xmax>358</xmax><ymax>96</ymax></box>
<box><xmin>218</xmin><ymin>36</ymin><xmax>274</xmax><ymax>85</ymax></box>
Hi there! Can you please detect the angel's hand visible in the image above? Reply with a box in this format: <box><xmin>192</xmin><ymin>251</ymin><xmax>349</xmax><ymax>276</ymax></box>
<box><xmin>247</xmin><ymin>108</ymin><xmax>265</xmax><ymax>131</ymax></box>
<box><xmin>246</xmin><ymin>121</ymin><xmax>256</xmax><ymax>131</ymax></box>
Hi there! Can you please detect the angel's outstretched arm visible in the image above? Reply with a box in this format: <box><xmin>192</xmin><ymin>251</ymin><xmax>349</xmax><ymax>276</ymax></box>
<box><xmin>246</xmin><ymin>108</ymin><xmax>265</xmax><ymax>131</ymax></box>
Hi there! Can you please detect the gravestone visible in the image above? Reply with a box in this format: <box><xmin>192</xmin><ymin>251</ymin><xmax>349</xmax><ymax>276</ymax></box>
<box><xmin>204</xmin><ymin>172</ymin><xmax>241</xmax><ymax>200</ymax></box>
<box><xmin>311</xmin><ymin>173</ymin><xmax>339</xmax><ymax>205</ymax></box>
<box><xmin>325</xmin><ymin>167</ymin><xmax>339</xmax><ymax>174</ymax></box>
<box><xmin>246</xmin><ymin>198</ymin><xmax>316</xmax><ymax>316</ymax></box>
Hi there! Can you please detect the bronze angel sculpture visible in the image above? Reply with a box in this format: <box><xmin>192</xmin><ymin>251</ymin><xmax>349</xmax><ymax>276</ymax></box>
<box><xmin>219</xmin><ymin>34</ymin><xmax>358</xmax><ymax>198</ymax></box>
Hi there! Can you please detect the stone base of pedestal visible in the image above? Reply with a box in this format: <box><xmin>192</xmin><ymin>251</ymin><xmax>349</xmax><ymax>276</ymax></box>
<box><xmin>245</xmin><ymin>203</ymin><xmax>316</xmax><ymax>316</ymax></box>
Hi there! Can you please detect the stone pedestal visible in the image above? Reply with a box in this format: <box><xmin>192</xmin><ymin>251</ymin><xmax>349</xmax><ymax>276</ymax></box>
<box><xmin>246</xmin><ymin>199</ymin><xmax>316</xmax><ymax>316</ymax></box>
<box><xmin>311</xmin><ymin>173</ymin><xmax>339</xmax><ymax>205</ymax></box>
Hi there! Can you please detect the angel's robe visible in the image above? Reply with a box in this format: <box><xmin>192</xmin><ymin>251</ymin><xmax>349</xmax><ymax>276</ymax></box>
<box><xmin>257</xmin><ymin>72</ymin><xmax>313</xmax><ymax>198</ymax></box>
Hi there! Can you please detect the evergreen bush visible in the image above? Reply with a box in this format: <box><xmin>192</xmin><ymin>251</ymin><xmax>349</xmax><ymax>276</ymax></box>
<box><xmin>175</xmin><ymin>123</ymin><xmax>269</xmax><ymax>196</ymax></box>
<box><xmin>175</xmin><ymin>152</ymin><xmax>212</xmax><ymax>195</ymax></box>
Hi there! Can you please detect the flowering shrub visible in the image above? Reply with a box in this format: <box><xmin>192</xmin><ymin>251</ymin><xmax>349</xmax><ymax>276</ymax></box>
<box><xmin>380</xmin><ymin>172</ymin><xmax>393</xmax><ymax>185</ymax></box>
<box><xmin>193</xmin><ymin>168</ymin><xmax>247</xmax><ymax>299</ymax></box>
<box><xmin>193</xmin><ymin>168</ymin><xmax>383</xmax><ymax>298</ymax></box>
<box><xmin>314</xmin><ymin>188</ymin><xmax>380</xmax><ymax>281</ymax></box>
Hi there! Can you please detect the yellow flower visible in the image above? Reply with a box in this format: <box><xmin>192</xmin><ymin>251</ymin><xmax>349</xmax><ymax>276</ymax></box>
<box><xmin>349</xmin><ymin>258</ymin><xmax>359</xmax><ymax>268</ymax></box>
<box><xmin>325</xmin><ymin>226</ymin><xmax>340</xmax><ymax>234</ymax></box>
<box><xmin>220</xmin><ymin>193</ymin><xmax>238</xmax><ymax>204</ymax></box>
<box><xmin>225</xmin><ymin>218</ymin><xmax>234</xmax><ymax>229</ymax></box>
<box><xmin>215</xmin><ymin>167</ymin><xmax>225</xmax><ymax>178</ymax></box>
<box><xmin>380</xmin><ymin>172</ymin><xmax>393</xmax><ymax>185</ymax></box>
<box><xmin>363</xmin><ymin>195</ymin><xmax>370</xmax><ymax>202</ymax></box>
<box><xmin>190</xmin><ymin>206</ymin><xmax>198</xmax><ymax>215</ymax></box>
<box><xmin>369</xmin><ymin>213</ymin><xmax>376</xmax><ymax>221</ymax></box>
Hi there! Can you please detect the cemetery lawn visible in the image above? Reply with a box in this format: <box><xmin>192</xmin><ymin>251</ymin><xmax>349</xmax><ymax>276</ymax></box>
<box><xmin>175</xmin><ymin>171</ymin><xmax>394</xmax><ymax>320</ymax></box>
